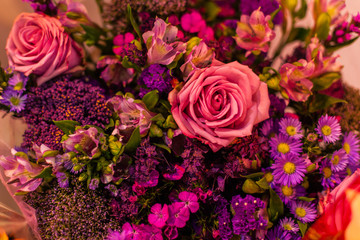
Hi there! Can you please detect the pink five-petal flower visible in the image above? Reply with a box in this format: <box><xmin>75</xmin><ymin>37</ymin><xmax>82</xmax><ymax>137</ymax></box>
<box><xmin>179</xmin><ymin>191</ymin><xmax>199</xmax><ymax>213</ymax></box>
<box><xmin>164</xmin><ymin>226</ymin><xmax>178</xmax><ymax>240</ymax></box>
<box><xmin>163</xmin><ymin>164</ymin><xmax>185</xmax><ymax>180</ymax></box>
<box><xmin>167</xmin><ymin>203</ymin><xmax>190</xmax><ymax>228</ymax></box>
<box><xmin>148</xmin><ymin>203</ymin><xmax>169</xmax><ymax>229</ymax></box>
<box><xmin>181</xmin><ymin>11</ymin><xmax>206</xmax><ymax>33</ymax></box>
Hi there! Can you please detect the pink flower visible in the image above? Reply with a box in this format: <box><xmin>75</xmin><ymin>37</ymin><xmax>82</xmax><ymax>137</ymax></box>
<box><xmin>63</xmin><ymin>127</ymin><xmax>100</xmax><ymax>158</ymax></box>
<box><xmin>132</xmin><ymin>182</ymin><xmax>146</xmax><ymax>196</ymax></box>
<box><xmin>97</xmin><ymin>56</ymin><xmax>134</xmax><ymax>86</ymax></box>
<box><xmin>304</xmin><ymin>169</ymin><xmax>360</xmax><ymax>240</ymax></box>
<box><xmin>169</xmin><ymin>61</ymin><xmax>270</xmax><ymax>152</ymax></box>
<box><xmin>234</xmin><ymin>8</ymin><xmax>275</xmax><ymax>56</ymax></box>
<box><xmin>32</xmin><ymin>144</ymin><xmax>57</xmax><ymax>166</ymax></box>
<box><xmin>6</xmin><ymin>13</ymin><xmax>83</xmax><ymax>85</ymax></box>
<box><xmin>148</xmin><ymin>203</ymin><xmax>169</xmax><ymax>228</ymax></box>
<box><xmin>0</xmin><ymin>149</ymin><xmax>43</xmax><ymax>193</ymax></box>
<box><xmin>198</xmin><ymin>26</ymin><xmax>215</xmax><ymax>41</ymax></box>
<box><xmin>164</xmin><ymin>226</ymin><xmax>178</xmax><ymax>240</ymax></box>
<box><xmin>107</xmin><ymin>95</ymin><xmax>155</xmax><ymax>136</ymax></box>
<box><xmin>313</xmin><ymin>0</ymin><xmax>348</xmax><ymax>26</ymax></box>
<box><xmin>167</xmin><ymin>203</ymin><xmax>190</xmax><ymax>228</ymax></box>
<box><xmin>163</xmin><ymin>164</ymin><xmax>185</xmax><ymax>180</ymax></box>
<box><xmin>279</xmin><ymin>59</ymin><xmax>315</xmax><ymax>102</ymax></box>
<box><xmin>113</xmin><ymin>33</ymin><xmax>135</xmax><ymax>55</ymax></box>
<box><xmin>57</xmin><ymin>0</ymin><xmax>91</xmax><ymax>30</ymax></box>
<box><xmin>143</xmin><ymin>18</ymin><xmax>186</xmax><ymax>65</ymax></box>
<box><xmin>181</xmin><ymin>11</ymin><xmax>206</xmax><ymax>33</ymax></box>
<box><xmin>178</xmin><ymin>191</ymin><xmax>199</xmax><ymax>213</ymax></box>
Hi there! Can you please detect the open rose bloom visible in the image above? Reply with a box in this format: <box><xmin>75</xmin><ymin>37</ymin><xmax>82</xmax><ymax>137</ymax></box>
<box><xmin>169</xmin><ymin>61</ymin><xmax>270</xmax><ymax>152</ymax></box>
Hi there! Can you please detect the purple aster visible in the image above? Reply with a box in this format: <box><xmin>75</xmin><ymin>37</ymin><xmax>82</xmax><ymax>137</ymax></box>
<box><xmin>55</xmin><ymin>171</ymin><xmax>69</xmax><ymax>188</ymax></box>
<box><xmin>138</xmin><ymin>64</ymin><xmax>173</xmax><ymax>94</ymax></box>
<box><xmin>269</xmin><ymin>134</ymin><xmax>303</xmax><ymax>159</ymax></box>
<box><xmin>261</xmin><ymin>119</ymin><xmax>279</xmax><ymax>138</ymax></box>
<box><xmin>274</xmin><ymin>184</ymin><xmax>306</xmax><ymax>205</ymax></box>
<box><xmin>319</xmin><ymin>159</ymin><xmax>345</xmax><ymax>189</ymax></box>
<box><xmin>315</xmin><ymin>115</ymin><xmax>341</xmax><ymax>143</ymax></box>
<box><xmin>271</xmin><ymin>153</ymin><xmax>307</xmax><ymax>186</ymax></box>
<box><xmin>290</xmin><ymin>201</ymin><xmax>317</xmax><ymax>223</ymax></box>
<box><xmin>265</xmin><ymin>225</ymin><xmax>292</xmax><ymax>240</ymax></box>
<box><xmin>343</xmin><ymin>132</ymin><xmax>360</xmax><ymax>165</ymax></box>
<box><xmin>329</xmin><ymin>149</ymin><xmax>348</xmax><ymax>172</ymax></box>
<box><xmin>279</xmin><ymin>118</ymin><xmax>303</xmax><ymax>139</ymax></box>
<box><xmin>0</xmin><ymin>89</ymin><xmax>27</xmax><ymax>113</ymax></box>
<box><xmin>8</xmin><ymin>72</ymin><xmax>28</xmax><ymax>92</ymax></box>
<box><xmin>279</xmin><ymin>217</ymin><xmax>299</xmax><ymax>233</ymax></box>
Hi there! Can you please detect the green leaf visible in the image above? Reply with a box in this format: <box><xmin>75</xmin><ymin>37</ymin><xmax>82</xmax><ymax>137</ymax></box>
<box><xmin>33</xmin><ymin>167</ymin><xmax>53</xmax><ymax>179</ymax></box>
<box><xmin>286</xmin><ymin>27</ymin><xmax>311</xmax><ymax>43</ymax></box>
<box><xmin>240</xmin><ymin>172</ymin><xmax>264</xmax><ymax>179</ymax></box>
<box><xmin>158</xmin><ymin>99</ymin><xmax>172</xmax><ymax>112</ymax></box>
<box><xmin>242</xmin><ymin>179</ymin><xmax>264</xmax><ymax>194</ymax></box>
<box><xmin>297</xmin><ymin>221</ymin><xmax>308</xmax><ymax>237</ymax></box>
<box><xmin>109</xmin><ymin>141</ymin><xmax>123</xmax><ymax>156</ymax></box>
<box><xmin>256</xmin><ymin>177</ymin><xmax>270</xmax><ymax>190</ymax></box>
<box><xmin>153</xmin><ymin>143</ymin><xmax>171</xmax><ymax>153</ymax></box>
<box><xmin>14</xmin><ymin>152</ymin><xmax>29</xmax><ymax>161</ymax></box>
<box><xmin>142</xmin><ymin>90</ymin><xmax>159</xmax><ymax>111</ymax></box>
<box><xmin>127</xmin><ymin>4</ymin><xmax>143</xmax><ymax>42</ymax></box>
<box><xmin>316</xmin><ymin>13</ymin><xmax>331</xmax><ymax>40</ymax></box>
<box><xmin>312</xmin><ymin>72</ymin><xmax>341</xmax><ymax>91</ymax></box>
<box><xmin>121</xmin><ymin>56</ymin><xmax>141</xmax><ymax>72</ymax></box>
<box><xmin>81</xmin><ymin>24</ymin><xmax>103</xmax><ymax>45</ymax></box>
<box><xmin>105</xmin><ymin>118</ymin><xmax>115</xmax><ymax>130</ymax></box>
<box><xmin>151</xmin><ymin>113</ymin><xmax>166</xmax><ymax>125</ymax></box>
<box><xmin>309</xmin><ymin>94</ymin><xmax>347</xmax><ymax>112</ymax></box>
<box><xmin>124</xmin><ymin>127</ymin><xmax>141</xmax><ymax>152</ymax></box>
<box><xmin>53</xmin><ymin>120</ymin><xmax>80</xmax><ymax>135</ymax></box>
<box><xmin>149</xmin><ymin>124</ymin><xmax>163</xmax><ymax>138</ymax></box>
<box><xmin>204</xmin><ymin>2</ymin><xmax>221</xmax><ymax>21</ymax></box>
<box><xmin>327</xmin><ymin>36</ymin><xmax>359</xmax><ymax>53</ymax></box>
<box><xmin>268</xmin><ymin>187</ymin><xmax>284</xmax><ymax>221</ymax></box>
<box><xmin>294</xmin><ymin>0</ymin><xmax>307</xmax><ymax>19</ymax></box>
<box><xmin>42</xmin><ymin>150</ymin><xmax>59</xmax><ymax>158</ymax></box>
<box><xmin>163</xmin><ymin>115</ymin><xmax>177</xmax><ymax>129</ymax></box>
<box><xmin>298</xmin><ymin>196</ymin><xmax>316</xmax><ymax>202</ymax></box>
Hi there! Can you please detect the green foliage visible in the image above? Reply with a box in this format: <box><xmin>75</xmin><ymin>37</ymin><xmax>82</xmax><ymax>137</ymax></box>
<box><xmin>309</xmin><ymin>94</ymin><xmax>347</xmax><ymax>112</ymax></box>
<box><xmin>316</xmin><ymin>13</ymin><xmax>331</xmax><ymax>40</ymax></box>
<box><xmin>312</xmin><ymin>72</ymin><xmax>341</xmax><ymax>91</ymax></box>
<box><xmin>268</xmin><ymin>187</ymin><xmax>284</xmax><ymax>221</ymax></box>
<box><xmin>124</xmin><ymin>127</ymin><xmax>141</xmax><ymax>152</ymax></box>
<box><xmin>53</xmin><ymin>120</ymin><xmax>81</xmax><ymax>135</ymax></box>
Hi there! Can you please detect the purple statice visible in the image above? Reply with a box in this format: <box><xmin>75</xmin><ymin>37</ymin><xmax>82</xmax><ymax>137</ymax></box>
<box><xmin>230</xmin><ymin>195</ymin><xmax>267</xmax><ymax>236</ymax></box>
<box><xmin>138</xmin><ymin>64</ymin><xmax>173</xmax><ymax>94</ymax></box>
<box><xmin>118</xmin><ymin>43</ymin><xmax>146</xmax><ymax>66</ymax></box>
<box><xmin>215</xmin><ymin>197</ymin><xmax>233</xmax><ymax>240</ymax></box>
<box><xmin>343</xmin><ymin>132</ymin><xmax>360</xmax><ymax>165</ymax></box>
<box><xmin>271</xmin><ymin>153</ymin><xmax>307</xmax><ymax>186</ymax></box>
<box><xmin>22</xmin><ymin>0</ymin><xmax>57</xmax><ymax>15</ymax></box>
<box><xmin>279</xmin><ymin>217</ymin><xmax>299</xmax><ymax>233</ymax></box>
<box><xmin>181</xmin><ymin>139</ymin><xmax>207</xmax><ymax>183</ymax></box>
<box><xmin>269</xmin><ymin>134</ymin><xmax>303</xmax><ymax>159</ymax></box>
<box><xmin>23</xmin><ymin>179</ymin><xmax>121</xmax><ymax>240</ymax></box>
<box><xmin>319</xmin><ymin>159</ymin><xmax>345</xmax><ymax>189</ymax></box>
<box><xmin>279</xmin><ymin>118</ymin><xmax>303</xmax><ymax>139</ymax></box>
<box><xmin>265</xmin><ymin>225</ymin><xmax>292</xmax><ymax>240</ymax></box>
<box><xmin>110</xmin><ymin>186</ymin><xmax>139</xmax><ymax>224</ymax></box>
<box><xmin>0</xmin><ymin>89</ymin><xmax>27</xmax><ymax>113</ymax></box>
<box><xmin>274</xmin><ymin>184</ymin><xmax>306</xmax><ymax>205</ymax></box>
<box><xmin>290</xmin><ymin>201</ymin><xmax>317</xmax><ymax>223</ymax></box>
<box><xmin>21</xmin><ymin>76</ymin><xmax>111</xmax><ymax>150</ymax></box>
<box><xmin>239</xmin><ymin>0</ymin><xmax>283</xmax><ymax>25</ymax></box>
<box><xmin>329</xmin><ymin>149</ymin><xmax>348</xmax><ymax>172</ymax></box>
<box><xmin>269</xmin><ymin>94</ymin><xmax>286</xmax><ymax>117</ymax></box>
<box><xmin>8</xmin><ymin>72</ymin><xmax>28</xmax><ymax>92</ymax></box>
<box><xmin>315</xmin><ymin>114</ymin><xmax>342</xmax><ymax>143</ymax></box>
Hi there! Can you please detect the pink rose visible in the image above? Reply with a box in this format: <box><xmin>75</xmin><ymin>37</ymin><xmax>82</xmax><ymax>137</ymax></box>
<box><xmin>169</xmin><ymin>61</ymin><xmax>270</xmax><ymax>152</ymax></box>
<box><xmin>6</xmin><ymin>13</ymin><xmax>84</xmax><ymax>86</ymax></box>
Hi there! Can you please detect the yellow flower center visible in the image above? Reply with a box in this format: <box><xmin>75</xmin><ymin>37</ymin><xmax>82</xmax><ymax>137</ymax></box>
<box><xmin>10</xmin><ymin>97</ymin><xmax>20</xmax><ymax>106</ymax></box>
<box><xmin>321</xmin><ymin>125</ymin><xmax>332</xmax><ymax>136</ymax></box>
<box><xmin>13</xmin><ymin>82</ymin><xmax>23</xmax><ymax>91</ymax></box>
<box><xmin>283</xmin><ymin>162</ymin><xmax>296</xmax><ymax>174</ymax></box>
<box><xmin>343</xmin><ymin>143</ymin><xmax>350</xmax><ymax>154</ymax></box>
<box><xmin>323</xmin><ymin>167</ymin><xmax>332</xmax><ymax>179</ymax></box>
<box><xmin>281</xmin><ymin>185</ymin><xmax>293</xmax><ymax>196</ymax></box>
<box><xmin>295</xmin><ymin>207</ymin><xmax>307</xmax><ymax>218</ymax></box>
<box><xmin>283</xmin><ymin>223</ymin><xmax>293</xmax><ymax>231</ymax></box>
<box><xmin>286</xmin><ymin>126</ymin><xmax>296</xmax><ymax>136</ymax></box>
<box><xmin>278</xmin><ymin>143</ymin><xmax>290</xmax><ymax>154</ymax></box>
<box><xmin>332</xmin><ymin>155</ymin><xmax>340</xmax><ymax>165</ymax></box>
<box><xmin>264</xmin><ymin>172</ymin><xmax>274</xmax><ymax>183</ymax></box>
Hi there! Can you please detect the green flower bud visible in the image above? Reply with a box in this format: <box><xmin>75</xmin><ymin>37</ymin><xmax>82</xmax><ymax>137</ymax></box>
<box><xmin>79</xmin><ymin>172</ymin><xmax>88</xmax><ymax>182</ymax></box>
<box><xmin>242</xmin><ymin>179</ymin><xmax>263</xmax><ymax>194</ymax></box>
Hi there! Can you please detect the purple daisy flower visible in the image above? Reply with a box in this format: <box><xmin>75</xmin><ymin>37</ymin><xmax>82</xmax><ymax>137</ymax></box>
<box><xmin>343</xmin><ymin>132</ymin><xmax>360</xmax><ymax>165</ymax></box>
<box><xmin>320</xmin><ymin>159</ymin><xmax>345</xmax><ymax>189</ymax></box>
<box><xmin>329</xmin><ymin>149</ymin><xmax>348</xmax><ymax>172</ymax></box>
<box><xmin>279</xmin><ymin>118</ymin><xmax>303</xmax><ymax>139</ymax></box>
<box><xmin>279</xmin><ymin>217</ymin><xmax>299</xmax><ymax>233</ymax></box>
<box><xmin>0</xmin><ymin>89</ymin><xmax>27</xmax><ymax>113</ymax></box>
<box><xmin>269</xmin><ymin>134</ymin><xmax>303</xmax><ymax>159</ymax></box>
<box><xmin>271</xmin><ymin>154</ymin><xmax>307</xmax><ymax>186</ymax></box>
<box><xmin>261</xmin><ymin>119</ymin><xmax>279</xmax><ymax>137</ymax></box>
<box><xmin>290</xmin><ymin>201</ymin><xmax>317</xmax><ymax>223</ymax></box>
<box><xmin>265</xmin><ymin>225</ymin><xmax>292</xmax><ymax>240</ymax></box>
<box><xmin>274</xmin><ymin>184</ymin><xmax>306</xmax><ymax>205</ymax></box>
<box><xmin>8</xmin><ymin>72</ymin><xmax>28</xmax><ymax>92</ymax></box>
<box><xmin>315</xmin><ymin>115</ymin><xmax>341</xmax><ymax>143</ymax></box>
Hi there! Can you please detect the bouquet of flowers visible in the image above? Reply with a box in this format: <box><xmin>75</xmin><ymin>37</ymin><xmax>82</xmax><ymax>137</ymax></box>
<box><xmin>1</xmin><ymin>0</ymin><xmax>360</xmax><ymax>239</ymax></box>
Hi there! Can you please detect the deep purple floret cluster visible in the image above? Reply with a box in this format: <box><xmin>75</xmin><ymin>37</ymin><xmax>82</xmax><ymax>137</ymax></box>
<box><xmin>215</xmin><ymin>197</ymin><xmax>233</xmax><ymax>240</ymax></box>
<box><xmin>269</xmin><ymin>94</ymin><xmax>286</xmax><ymax>117</ymax></box>
<box><xmin>181</xmin><ymin>139</ymin><xmax>207</xmax><ymax>183</ymax></box>
<box><xmin>118</xmin><ymin>43</ymin><xmax>146</xmax><ymax>66</ymax></box>
<box><xmin>138</xmin><ymin>64</ymin><xmax>173</xmax><ymax>94</ymax></box>
<box><xmin>21</xmin><ymin>76</ymin><xmax>112</xmax><ymax>150</ymax></box>
<box><xmin>239</xmin><ymin>0</ymin><xmax>283</xmax><ymax>24</ymax></box>
<box><xmin>110</xmin><ymin>184</ymin><xmax>139</xmax><ymax>224</ymax></box>
<box><xmin>22</xmin><ymin>0</ymin><xmax>57</xmax><ymax>15</ymax></box>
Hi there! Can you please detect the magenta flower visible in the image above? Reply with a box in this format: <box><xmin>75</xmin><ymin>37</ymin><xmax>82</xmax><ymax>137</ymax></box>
<box><xmin>167</xmin><ymin>203</ymin><xmax>190</xmax><ymax>228</ymax></box>
<box><xmin>234</xmin><ymin>8</ymin><xmax>275</xmax><ymax>56</ymax></box>
<box><xmin>178</xmin><ymin>191</ymin><xmax>199</xmax><ymax>213</ymax></box>
<box><xmin>164</xmin><ymin>226</ymin><xmax>178</xmax><ymax>240</ymax></box>
<box><xmin>181</xmin><ymin>11</ymin><xmax>206</xmax><ymax>33</ymax></box>
<box><xmin>143</xmin><ymin>18</ymin><xmax>186</xmax><ymax>65</ymax></box>
<box><xmin>148</xmin><ymin>203</ymin><xmax>169</xmax><ymax>228</ymax></box>
<box><xmin>63</xmin><ymin>127</ymin><xmax>100</xmax><ymax>158</ymax></box>
<box><xmin>113</xmin><ymin>32</ymin><xmax>135</xmax><ymax>55</ymax></box>
<box><xmin>163</xmin><ymin>164</ymin><xmax>185</xmax><ymax>181</ymax></box>
<box><xmin>132</xmin><ymin>182</ymin><xmax>146</xmax><ymax>196</ymax></box>
<box><xmin>279</xmin><ymin>59</ymin><xmax>315</xmax><ymax>102</ymax></box>
<box><xmin>0</xmin><ymin>149</ymin><xmax>43</xmax><ymax>193</ymax></box>
<box><xmin>107</xmin><ymin>95</ymin><xmax>155</xmax><ymax>136</ymax></box>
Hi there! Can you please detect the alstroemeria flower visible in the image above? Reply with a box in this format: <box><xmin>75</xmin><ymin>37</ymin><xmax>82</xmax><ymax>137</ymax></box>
<box><xmin>148</xmin><ymin>203</ymin><xmax>169</xmax><ymax>228</ymax></box>
<box><xmin>97</xmin><ymin>56</ymin><xmax>134</xmax><ymax>86</ymax></box>
<box><xmin>313</xmin><ymin>0</ymin><xmax>348</xmax><ymax>26</ymax></box>
<box><xmin>234</xmin><ymin>8</ymin><xmax>275</xmax><ymax>56</ymax></box>
<box><xmin>107</xmin><ymin>95</ymin><xmax>156</xmax><ymax>136</ymax></box>
<box><xmin>143</xmin><ymin>18</ymin><xmax>186</xmax><ymax>65</ymax></box>
<box><xmin>32</xmin><ymin>144</ymin><xmax>57</xmax><ymax>166</ymax></box>
<box><xmin>57</xmin><ymin>0</ymin><xmax>91</xmax><ymax>30</ymax></box>
<box><xmin>279</xmin><ymin>59</ymin><xmax>315</xmax><ymax>102</ymax></box>
<box><xmin>63</xmin><ymin>127</ymin><xmax>100</xmax><ymax>158</ymax></box>
<box><xmin>306</xmin><ymin>37</ymin><xmax>343</xmax><ymax>77</ymax></box>
<box><xmin>0</xmin><ymin>149</ymin><xmax>43</xmax><ymax>193</ymax></box>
